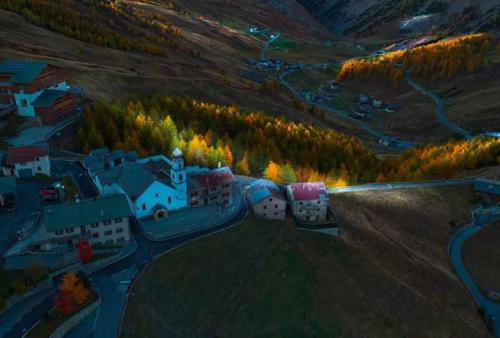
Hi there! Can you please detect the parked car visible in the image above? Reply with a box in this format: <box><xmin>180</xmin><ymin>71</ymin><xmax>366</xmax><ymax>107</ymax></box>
<box><xmin>39</xmin><ymin>184</ymin><xmax>61</xmax><ymax>201</ymax></box>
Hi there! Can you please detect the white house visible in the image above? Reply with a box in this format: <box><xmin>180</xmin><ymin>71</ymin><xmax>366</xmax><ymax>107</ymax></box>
<box><xmin>247</xmin><ymin>179</ymin><xmax>287</xmax><ymax>220</ymax></box>
<box><xmin>84</xmin><ymin>147</ymin><xmax>188</xmax><ymax>219</ymax></box>
<box><xmin>2</xmin><ymin>144</ymin><xmax>50</xmax><ymax>178</ymax></box>
<box><xmin>286</xmin><ymin>182</ymin><xmax>329</xmax><ymax>223</ymax></box>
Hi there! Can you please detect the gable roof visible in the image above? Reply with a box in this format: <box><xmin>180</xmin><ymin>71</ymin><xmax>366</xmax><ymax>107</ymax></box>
<box><xmin>474</xmin><ymin>179</ymin><xmax>500</xmax><ymax>195</ymax></box>
<box><xmin>189</xmin><ymin>167</ymin><xmax>235</xmax><ymax>191</ymax></box>
<box><xmin>0</xmin><ymin>60</ymin><xmax>49</xmax><ymax>85</ymax></box>
<box><xmin>0</xmin><ymin>176</ymin><xmax>16</xmax><ymax>195</ymax></box>
<box><xmin>95</xmin><ymin>161</ymin><xmax>156</xmax><ymax>200</ymax></box>
<box><xmin>6</xmin><ymin>144</ymin><xmax>49</xmax><ymax>165</ymax></box>
<box><xmin>43</xmin><ymin>194</ymin><xmax>131</xmax><ymax>233</ymax></box>
<box><xmin>32</xmin><ymin>89</ymin><xmax>66</xmax><ymax>107</ymax></box>
<box><xmin>290</xmin><ymin>182</ymin><xmax>328</xmax><ymax>201</ymax></box>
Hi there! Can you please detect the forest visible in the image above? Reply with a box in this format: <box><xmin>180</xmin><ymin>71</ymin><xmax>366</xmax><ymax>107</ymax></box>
<box><xmin>337</xmin><ymin>34</ymin><xmax>496</xmax><ymax>86</ymax></box>
<box><xmin>0</xmin><ymin>0</ymin><xmax>178</xmax><ymax>55</ymax></box>
<box><xmin>76</xmin><ymin>96</ymin><xmax>500</xmax><ymax>187</ymax></box>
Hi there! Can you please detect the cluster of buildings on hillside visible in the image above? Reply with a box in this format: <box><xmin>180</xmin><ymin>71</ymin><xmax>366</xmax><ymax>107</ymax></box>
<box><xmin>355</xmin><ymin>94</ymin><xmax>398</xmax><ymax>118</ymax></box>
<box><xmin>0</xmin><ymin>60</ymin><xmax>80</xmax><ymax>125</ymax></box>
<box><xmin>246</xmin><ymin>59</ymin><xmax>305</xmax><ymax>73</ymax></box>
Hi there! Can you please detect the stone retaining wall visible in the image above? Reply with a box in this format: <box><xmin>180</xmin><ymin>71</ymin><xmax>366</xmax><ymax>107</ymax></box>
<box><xmin>49</xmin><ymin>294</ymin><xmax>101</xmax><ymax>338</ymax></box>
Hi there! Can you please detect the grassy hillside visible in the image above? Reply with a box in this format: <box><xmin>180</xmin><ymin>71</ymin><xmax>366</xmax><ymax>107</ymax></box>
<box><xmin>122</xmin><ymin>186</ymin><xmax>490</xmax><ymax>338</ymax></box>
<box><xmin>463</xmin><ymin>221</ymin><xmax>500</xmax><ymax>294</ymax></box>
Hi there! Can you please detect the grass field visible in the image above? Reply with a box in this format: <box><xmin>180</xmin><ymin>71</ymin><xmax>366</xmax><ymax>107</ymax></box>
<box><xmin>122</xmin><ymin>185</ymin><xmax>488</xmax><ymax>338</ymax></box>
<box><xmin>463</xmin><ymin>220</ymin><xmax>500</xmax><ymax>295</ymax></box>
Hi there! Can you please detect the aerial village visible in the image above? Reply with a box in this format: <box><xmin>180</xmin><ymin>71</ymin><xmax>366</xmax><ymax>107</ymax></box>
<box><xmin>0</xmin><ymin>59</ymin><xmax>340</xmax><ymax>282</ymax></box>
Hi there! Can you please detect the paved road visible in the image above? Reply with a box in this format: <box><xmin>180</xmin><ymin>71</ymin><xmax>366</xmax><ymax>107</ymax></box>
<box><xmin>260</xmin><ymin>32</ymin><xmax>281</xmax><ymax>60</ymax></box>
<box><xmin>328</xmin><ymin>178</ymin><xmax>475</xmax><ymax>194</ymax></box>
<box><xmin>1</xmin><ymin>192</ymin><xmax>248</xmax><ymax>338</ymax></box>
<box><xmin>404</xmin><ymin>73</ymin><xmax>472</xmax><ymax>140</ymax></box>
<box><xmin>449</xmin><ymin>207</ymin><xmax>500</xmax><ymax>337</ymax></box>
<box><xmin>51</xmin><ymin>159</ymin><xmax>99</xmax><ymax>199</ymax></box>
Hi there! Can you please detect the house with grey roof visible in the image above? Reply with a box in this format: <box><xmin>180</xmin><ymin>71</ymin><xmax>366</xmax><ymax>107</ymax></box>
<box><xmin>0</xmin><ymin>60</ymin><xmax>80</xmax><ymax>124</ymax></box>
<box><xmin>84</xmin><ymin>147</ymin><xmax>188</xmax><ymax>219</ymax></box>
<box><xmin>27</xmin><ymin>194</ymin><xmax>132</xmax><ymax>251</ymax></box>
<box><xmin>246</xmin><ymin>179</ymin><xmax>287</xmax><ymax>220</ymax></box>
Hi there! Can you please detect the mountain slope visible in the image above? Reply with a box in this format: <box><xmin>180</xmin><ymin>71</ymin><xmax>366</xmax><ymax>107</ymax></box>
<box><xmin>296</xmin><ymin>0</ymin><xmax>500</xmax><ymax>37</ymax></box>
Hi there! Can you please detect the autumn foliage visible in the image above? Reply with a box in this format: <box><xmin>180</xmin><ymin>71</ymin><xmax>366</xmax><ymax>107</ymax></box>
<box><xmin>77</xmin><ymin>97</ymin><xmax>500</xmax><ymax>188</ymax></box>
<box><xmin>54</xmin><ymin>273</ymin><xmax>90</xmax><ymax>316</ymax></box>
<box><xmin>337</xmin><ymin>34</ymin><xmax>496</xmax><ymax>86</ymax></box>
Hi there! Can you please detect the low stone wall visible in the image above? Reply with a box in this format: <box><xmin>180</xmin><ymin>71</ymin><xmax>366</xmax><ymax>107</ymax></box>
<box><xmin>49</xmin><ymin>294</ymin><xmax>101</xmax><ymax>338</ymax></box>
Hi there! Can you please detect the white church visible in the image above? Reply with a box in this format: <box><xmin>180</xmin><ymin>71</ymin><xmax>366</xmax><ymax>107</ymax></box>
<box><xmin>83</xmin><ymin>147</ymin><xmax>205</xmax><ymax>219</ymax></box>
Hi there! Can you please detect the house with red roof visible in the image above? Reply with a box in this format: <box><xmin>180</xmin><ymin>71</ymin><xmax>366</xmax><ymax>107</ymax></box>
<box><xmin>1</xmin><ymin>144</ymin><xmax>50</xmax><ymax>178</ymax></box>
<box><xmin>286</xmin><ymin>182</ymin><xmax>328</xmax><ymax>223</ymax></box>
<box><xmin>188</xmin><ymin>166</ymin><xmax>235</xmax><ymax>208</ymax></box>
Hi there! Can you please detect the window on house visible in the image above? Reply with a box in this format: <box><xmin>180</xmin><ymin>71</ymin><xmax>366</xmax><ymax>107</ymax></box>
<box><xmin>263</xmin><ymin>213</ymin><xmax>266</xmax><ymax>217</ymax></box>
<box><xmin>155</xmin><ymin>193</ymin><xmax>159</xmax><ymax>198</ymax></box>
<box><xmin>104</xmin><ymin>230</ymin><xmax>113</xmax><ymax>236</ymax></box>
<box><xmin>37</xmin><ymin>167</ymin><xmax>42</xmax><ymax>171</ymax></box>
<box><xmin>103</xmin><ymin>220</ymin><xmax>112</xmax><ymax>225</ymax></box>
<box><xmin>115</xmin><ymin>228</ymin><xmax>124</xmax><ymax>234</ymax></box>
<box><xmin>92</xmin><ymin>233</ymin><xmax>99</xmax><ymax>238</ymax></box>
<box><xmin>20</xmin><ymin>99</ymin><xmax>27</xmax><ymax>107</ymax></box>
<box><xmin>269</xmin><ymin>198</ymin><xmax>272</xmax><ymax>202</ymax></box>
<box><xmin>105</xmin><ymin>239</ymin><xmax>114</xmax><ymax>245</ymax></box>
<box><xmin>65</xmin><ymin>227</ymin><xmax>74</xmax><ymax>233</ymax></box>
<box><xmin>55</xmin><ymin>230</ymin><xmax>64</xmax><ymax>236</ymax></box>
<box><xmin>275</xmin><ymin>204</ymin><xmax>278</xmax><ymax>208</ymax></box>
<box><xmin>117</xmin><ymin>237</ymin><xmax>125</xmax><ymax>243</ymax></box>
<box><xmin>142</xmin><ymin>204</ymin><xmax>146</xmax><ymax>210</ymax></box>
<box><xmin>91</xmin><ymin>223</ymin><xmax>99</xmax><ymax>228</ymax></box>
<box><xmin>114</xmin><ymin>217</ymin><xmax>123</xmax><ymax>223</ymax></box>
<box><xmin>168</xmin><ymin>197</ymin><xmax>172</xmax><ymax>204</ymax></box>
<box><xmin>263</xmin><ymin>205</ymin><xmax>267</xmax><ymax>209</ymax></box>
<box><xmin>179</xmin><ymin>174</ymin><xmax>183</xmax><ymax>181</ymax></box>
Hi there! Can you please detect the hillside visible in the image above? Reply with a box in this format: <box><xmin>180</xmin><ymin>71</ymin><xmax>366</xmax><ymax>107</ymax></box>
<box><xmin>121</xmin><ymin>185</ymin><xmax>491</xmax><ymax>337</ymax></box>
<box><xmin>296</xmin><ymin>0</ymin><xmax>500</xmax><ymax>37</ymax></box>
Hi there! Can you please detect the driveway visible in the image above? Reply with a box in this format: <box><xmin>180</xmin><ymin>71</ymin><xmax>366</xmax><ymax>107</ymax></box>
<box><xmin>0</xmin><ymin>180</ymin><xmax>44</xmax><ymax>256</ymax></box>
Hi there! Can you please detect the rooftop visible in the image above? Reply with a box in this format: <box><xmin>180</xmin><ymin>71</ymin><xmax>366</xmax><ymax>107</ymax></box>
<box><xmin>6</xmin><ymin>144</ymin><xmax>49</xmax><ymax>165</ymax></box>
<box><xmin>474</xmin><ymin>179</ymin><xmax>500</xmax><ymax>195</ymax></box>
<box><xmin>43</xmin><ymin>194</ymin><xmax>132</xmax><ymax>233</ymax></box>
<box><xmin>95</xmin><ymin>161</ymin><xmax>156</xmax><ymax>200</ymax></box>
<box><xmin>189</xmin><ymin>167</ymin><xmax>235</xmax><ymax>191</ymax></box>
<box><xmin>32</xmin><ymin>89</ymin><xmax>67</xmax><ymax>108</ymax></box>
<box><xmin>290</xmin><ymin>182</ymin><xmax>328</xmax><ymax>201</ymax></box>
<box><xmin>0</xmin><ymin>60</ymin><xmax>49</xmax><ymax>85</ymax></box>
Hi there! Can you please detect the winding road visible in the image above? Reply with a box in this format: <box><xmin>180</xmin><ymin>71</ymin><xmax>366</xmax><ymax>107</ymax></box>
<box><xmin>263</xmin><ymin>33</ymin><xmax>499</xmax><ymax>148</ymax></box>
<box><xmin>449</xmin><ymin>207</ymin><xmax>500</xmax><ymax>337</ymax></box>
<box><xmin>404</xmin><ymin>72</ymin><xmax>473</xmax><ymax>140</ymax></box>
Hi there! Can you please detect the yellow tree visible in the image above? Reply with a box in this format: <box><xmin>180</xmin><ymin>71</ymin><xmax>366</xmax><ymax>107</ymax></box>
<box><xmin>263</xmin><ymin>161</ymin><xmax>282</xmax><ymax>183</ymax></box>
<box><xmin>235</xmin><ymin>153</ymin><xmax>250</xmax><ymax>176</ymax></box>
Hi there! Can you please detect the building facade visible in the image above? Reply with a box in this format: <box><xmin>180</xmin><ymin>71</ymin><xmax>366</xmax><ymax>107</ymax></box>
<box><xmin>0</xmin><ymin>60</ymin><xmax>79</xmax><ymax>124</ymax></box>
<box><xmin>31</xmin><ymin>194</ymin><xmax>132</xmax><ymax>251</ymax></box>
<box><xmin>84</xmin><ymin>147</ymin><xmax>189</xmax><ymax>219</ymax></box>
<box><xmin>286</xmin><ymin>182</ymin><xmax>329</xmax><ymax>223</ymax></box>
<box><xmin>2</xmin><ymin>144</ymin><xmax>50</xmax><ymax>178</ymax></box>
<box><xmin>247</xmin><ymin>179</ymin><xmax>287</xmax><ymax>220</ymax></box>
<box><xmin>188</xmin><ymin>167</ymin><xmax>235</xmax><ymax>208</ymax></box>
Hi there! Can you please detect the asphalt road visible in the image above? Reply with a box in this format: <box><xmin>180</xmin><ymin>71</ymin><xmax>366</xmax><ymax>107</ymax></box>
<box><xmin>449</xmin><ymin>207</ymin><xmax>500</xmax><ymax>337</ymax></box>
<box><xmin>404</xmin><ymin>73</ymin><xmax>472</xmax><ymax>140</ymax></box>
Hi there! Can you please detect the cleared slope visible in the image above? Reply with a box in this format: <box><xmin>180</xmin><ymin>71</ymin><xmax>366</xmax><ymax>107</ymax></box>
<box><xmin>122</xmin><ymin>186</ymin><xmax>490</xmax><ymax>338</ymax></box>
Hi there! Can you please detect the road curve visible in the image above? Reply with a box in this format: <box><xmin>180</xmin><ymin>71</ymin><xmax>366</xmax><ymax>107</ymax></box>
<box><xmin>404</xmin><ymin>73</ymin><xmax>472</xmax><ymax>140</ymax></box>
<box><xmin>449</xmin><ymin>208</ymin><xmax>500</xmax><ymax>337</ymax></box>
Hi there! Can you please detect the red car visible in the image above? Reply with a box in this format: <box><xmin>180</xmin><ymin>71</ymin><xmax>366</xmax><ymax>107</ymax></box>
<box><xmin>38</xmin><ymin>185</ymin><xmax>60</xmax><ymax>201</ymax></box>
